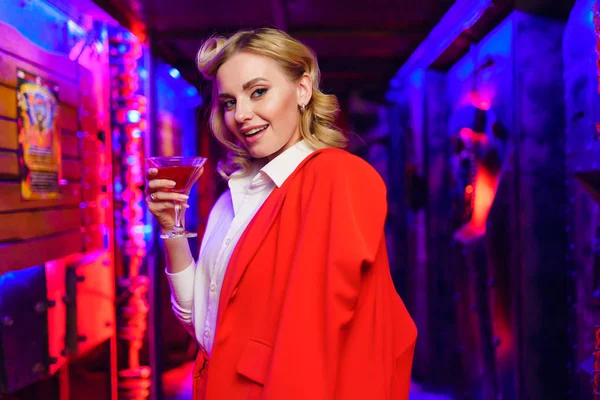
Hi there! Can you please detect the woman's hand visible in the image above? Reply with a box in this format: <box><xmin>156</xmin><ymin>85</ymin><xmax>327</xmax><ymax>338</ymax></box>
<box><xmin>145</xmin><ymin>167</ymin><xmax>203</xmax><ymax>233</ymax></box>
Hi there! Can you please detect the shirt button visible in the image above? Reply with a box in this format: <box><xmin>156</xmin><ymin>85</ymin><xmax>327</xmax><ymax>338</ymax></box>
<box><xmin>225</xmin><ymin>238</ymin><xmax>231</xmax><ymax>245</ymax></box>
<box><xmin>204</xmin><ymin>330</ymin><xmax>210</xmax><ymax>338</ymax></box>
<box><xmin>210</xmin><ymin>283</ymin><xmax>217</xmax><ymax>292</ymax></box>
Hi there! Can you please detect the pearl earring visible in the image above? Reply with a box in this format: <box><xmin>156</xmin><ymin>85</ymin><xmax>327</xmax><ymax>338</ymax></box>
<box><xmin>300</xmin><ymin>104</ymin><xmax>306</xmax><ymax>112</ymax></box>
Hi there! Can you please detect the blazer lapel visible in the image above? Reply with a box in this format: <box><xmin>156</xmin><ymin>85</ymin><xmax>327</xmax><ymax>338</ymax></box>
<box><xmin>216</xmin><ymin>149</ymin><xmax>327</xmax><ymax>323</ymax></box>
<box><xmin>218</xmin><ymin>186</ymin><xmax>287</xmax><ymax>311</ymax></box>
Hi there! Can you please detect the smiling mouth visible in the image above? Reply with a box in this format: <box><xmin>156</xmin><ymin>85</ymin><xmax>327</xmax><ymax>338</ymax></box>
<box><xmin>244</xmin><ymin>125</ymin><xmax>269</xmax><ymax>137</ymax></box>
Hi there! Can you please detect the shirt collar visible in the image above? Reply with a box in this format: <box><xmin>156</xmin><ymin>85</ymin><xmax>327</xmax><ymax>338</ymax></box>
<box><xmin>259</xmin><ymin>140</ymin><xmax>315</xmax><ymax>188</ymax></box>
<box><xmin>227</xmin><ymin>140</ymin><xmax>314</xmax><ymax>214</ymax></box>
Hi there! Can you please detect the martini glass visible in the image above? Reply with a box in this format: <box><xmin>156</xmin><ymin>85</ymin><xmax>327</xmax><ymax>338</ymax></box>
<box><xmin>146</xmin><ymin>156</ymin><xmax>207</xmax><ymax>239</ymax></box>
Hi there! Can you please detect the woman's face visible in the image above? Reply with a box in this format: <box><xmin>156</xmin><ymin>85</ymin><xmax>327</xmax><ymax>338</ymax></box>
<box><xmin>216</xmin><ymin>51</ymin><xmax>311</xmax><ymax>161</ymax></box>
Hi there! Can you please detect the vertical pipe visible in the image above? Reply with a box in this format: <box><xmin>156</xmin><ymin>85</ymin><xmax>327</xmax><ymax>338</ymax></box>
<box><xmin>109</xmin><ymin>27</ymin><xmax>151</xmax><ymax>400</ymax></box>
<box><xmin>510</xmin><ymin>15</ymin><xmax>525</xmax><ymax>399</ymax></box>
<box><xmin>595</xmin><ymin>325</ymin><xmax>600</xmax><ymax>399</ymax></box>
<box><xmin>145</xmin><ymin>31</ymin><xmax>162</xmax><ymax>400</ymax></box>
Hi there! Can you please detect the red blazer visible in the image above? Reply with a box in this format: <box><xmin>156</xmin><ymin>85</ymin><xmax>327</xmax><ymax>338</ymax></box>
<box><xmin>202</xmin><ymin>148</ymin><xmax>417</xmax><ymax>399</ymax></box>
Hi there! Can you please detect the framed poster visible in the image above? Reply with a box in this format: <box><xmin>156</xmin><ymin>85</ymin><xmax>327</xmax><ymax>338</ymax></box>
<box><xmin>16</xmin><ymin>69</ymin><xmax>61</xmax><ymax>199</ymax></box>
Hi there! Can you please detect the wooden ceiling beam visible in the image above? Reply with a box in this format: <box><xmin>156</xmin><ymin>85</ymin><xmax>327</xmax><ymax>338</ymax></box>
<box><xmin>270</xmin><ymin>0</ymin><xmax>287</xmax><ymax>31</ymax></box>
<box><xmin>154</xmin><ymin>27</ymin><xmax>239</xmax><ymax>41</ymax></box>
<box><xmin>154</xmin><ymin>26</ymin><xmax>429</xmax><ymax>41</ymax></box>
<box><xmin>92</xmin><ymin>0</ymin><xmax>147</xmax><ymax>39</ymax></box>
<box><xmin>318</xmin><ymin>56</ymin><xmax>404</xmax><ymax>74</ymax></box>
<box><xmin>322</xmin><ymin>72</ymin><xmax>391</xmax><ymax>79</ymax></box>
<box><xmin>291</xmin><ymin>27</ymin><xmax>431</xmax><ymax>38</ymax></box>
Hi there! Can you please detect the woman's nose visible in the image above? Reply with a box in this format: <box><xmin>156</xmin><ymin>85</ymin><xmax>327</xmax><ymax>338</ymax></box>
<box><xmin>234</xmin><ymin>100</ymin><xmax>253</xmax><ymax>123</ymax></box>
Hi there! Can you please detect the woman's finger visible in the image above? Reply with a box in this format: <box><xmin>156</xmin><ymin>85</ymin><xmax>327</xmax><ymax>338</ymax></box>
<box><xmin>146</xmin><ymin>168</ymin><xmax>158</xmax><ymax>179</ymax></box>
<box><xmin>148</xmin><ymin>192</ymin><xmax>189</xmax><ymax>203</ymax></box>
<box><xmin>147</xmin><ymin>198</ymin><xmax>175</xmax><ymax>211</ymax></box>
<box><xmin>147</xmin><ymin>179</ymin><xmax>176</xmax><ymax>191</ymax></box>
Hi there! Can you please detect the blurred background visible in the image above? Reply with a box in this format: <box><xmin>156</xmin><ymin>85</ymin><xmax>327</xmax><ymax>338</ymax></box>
<box><xmin>0</xmin><ymin>0</ymin><xmax>596</xmax><ymax>399</ymax></box>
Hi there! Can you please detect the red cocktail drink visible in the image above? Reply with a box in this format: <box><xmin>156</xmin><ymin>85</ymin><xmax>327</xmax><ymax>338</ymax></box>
<box><xmin>155</xmin><ymin>165</ymin><xmax>203</xmax><ymax>193</ymax></box>
<box><xmin>146</xmin><ymin>156</ymin><xmax>207</xmax><ymax>239</ymax></box>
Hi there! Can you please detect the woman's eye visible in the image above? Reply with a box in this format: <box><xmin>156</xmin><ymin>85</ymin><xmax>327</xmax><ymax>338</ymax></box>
<box><xmin>252</xmin><ymin>88</ymin><xmax>267</xmax><ymax>98</ymax></box>
<box><xmin>223</xmin><ymin>100</ymin><xmax>235</xmax><ymax>110</ymax></box>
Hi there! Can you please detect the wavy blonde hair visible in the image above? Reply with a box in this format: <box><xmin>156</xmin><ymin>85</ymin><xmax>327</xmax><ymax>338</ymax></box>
<box><xmin>196</xmin><ymin>27</ymin><xmax>347</xmax><ymax>176</ymax></box>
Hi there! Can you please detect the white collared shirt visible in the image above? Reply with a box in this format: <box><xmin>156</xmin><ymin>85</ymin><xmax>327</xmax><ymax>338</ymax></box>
<box><xmin>166</xmin><ymin>140</ymin><xmax>315</xmax><ymax>354</ymax></box>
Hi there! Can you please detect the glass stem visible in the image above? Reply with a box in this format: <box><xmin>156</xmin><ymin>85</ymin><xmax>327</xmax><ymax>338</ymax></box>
<box><xmin>174</xmin><ymin>201</ymin><xmax>184</xmax><ymax>232</ymax></box>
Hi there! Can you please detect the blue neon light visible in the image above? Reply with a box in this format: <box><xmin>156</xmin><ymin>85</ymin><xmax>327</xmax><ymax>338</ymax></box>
<box><xmin>139</xmin><ymin>67</ymin><xmax>149</xmax><ymax>79</ymax></box>
<box><xmin>127</xmin><ymin>110</ymin><xmax>141</xmax><ymax>123</ymax></box>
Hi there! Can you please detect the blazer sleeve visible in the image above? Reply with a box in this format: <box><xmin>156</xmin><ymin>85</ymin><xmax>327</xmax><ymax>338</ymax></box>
<box><xmin>261</xmin><ymin>155</ymin><xmax>388</xmax><ymax>398</ymax></box>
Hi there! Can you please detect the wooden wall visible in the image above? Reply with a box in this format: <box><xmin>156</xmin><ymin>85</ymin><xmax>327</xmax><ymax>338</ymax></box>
<box><xmin>0</xmin><ymin>20</ymin><xmax>111</xmax><ymax>271</ymax></box>
<box><xmin>0</xmin><ymin>20</ymin><xmax>115</xmax><ymax>397</ymax></box>
<box><xmin>0</xmin><ymin>22</ymin><xmax>83</xmax><ymax>274</ymax></box>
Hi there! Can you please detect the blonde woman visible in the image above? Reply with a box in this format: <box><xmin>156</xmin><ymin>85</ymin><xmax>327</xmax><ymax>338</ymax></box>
<box><xmin>146</xmin><ymin>28</ymin><xmax>417</xmax><ymax>399</ymax></box>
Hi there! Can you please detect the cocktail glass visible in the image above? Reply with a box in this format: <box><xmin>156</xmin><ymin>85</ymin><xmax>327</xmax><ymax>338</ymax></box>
<box><xmin>146</xmin><ymin>156</ymin><xmax>207</xmax><ymax>239</ymax></box>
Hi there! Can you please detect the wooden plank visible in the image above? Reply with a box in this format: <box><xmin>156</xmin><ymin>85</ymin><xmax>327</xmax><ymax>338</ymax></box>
<box><xmin>61</xmin><ymin>104</ymin><xmax>78</xmax><ymax>132</ymax></box>
<box><xmin>81</xmin><ymin>141</ymin><xmax>101</xmax><ymax>191</ymax></box>
<box><xmin>62</xmin><ymin>128</ymin><xmax>78</xmax><ymax>136</ymax></box>
<box><xmin>0</xmin><ymin>21</ymin><xmax>77</xmax><ymax>82</ymax></box>
<box><xmin>0</xmin><ymin>119</ymin><xmax>80</xmax><ymax>158</ymax></box>
<box><xmin>0</xmin><ymin>84</ymin><xmax>16</xmax><ymax>119</ymax></box>
<box><xmin>0</xmin><ymin>50</ymin><xmax>79</xmax><ymax>106</ymax></box>
<box><xmin>0</xmin><ymin>86</ymin><xmax>78</xmax><ymax>130</ymax></box>
<box><xmin>83</xmin><ymin>224</ymin><xmax>105</xmax><ymax>253</ymax></box>
<box><xmin>0</xmin><ymin>118</ymin><xmax>17</xmax><ymax>150</ymax></box>
<box><xmin>78</xmin><ymin>67</ymin><xmax>98</xmax><ymax>113</ymax></box>
<box><xmin>62</xmin><ymin>159</ymin><xmax>81</xmax><ymax>181</ymax></box>
<box><xmin>0</xmin><ymin>230</ymin><xmax>83</xmax><ymax>275</ymax></box>
<box><xmin>82</xmin><ymin>135</ymin><xmax>100</xmax><ymax>158</ymax></box>
<box><xmin>0</xmin><ymin>208</ymin><xmax>80</xmax><ymax>242</ymax></box>
<box><xmin>45</xmin><ymin>257</ymin><xmax>68</xmax><ymax>375</ymax></box>
<box><xmin>0</xmin><ymin>182</ymin><xmax>80</xmax><ymax>212</ymax></box>
<box><xmin>61</xmin><ymin>131</ymin><xmax>80</xmax><ymax>159</ymax></box>
<box><xmin>83</xmin><ymin>185</ymin><xmax>102</xmax><ymax>203</ymax></box>
<box><xmin>0</xmin><ymin>151</ymin><xmax>81</xmax><ymax>181</ymax></box>
<box><xmin>80</xmin><ymin>110</ymin><xmax>98</xmax><ymax>135</ymax></box>
<box><xmin>0</xmin><ymin>150</ymin><xmax>18</xmax><ymax>178</ymax></box>
<box><xmin>76</xmin><ymin>293</ymin><xmax>115</xmax><ymax>356</ymax></box>
<box><xmin>73</xmin><ymin>250</ymin><xmax>114</xmax><ymax>298</ymax></box>
<box><xmin>83</xmin><ymin>203</ymin><xmax>106</xmax><ymax>226</ymax></box>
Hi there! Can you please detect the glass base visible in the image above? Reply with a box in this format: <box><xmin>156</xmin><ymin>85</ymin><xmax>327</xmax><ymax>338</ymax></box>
<box><xmin>160</xmin><ymin>230</ymin><xmax>198</xmax><ymax>239</ymax></box>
